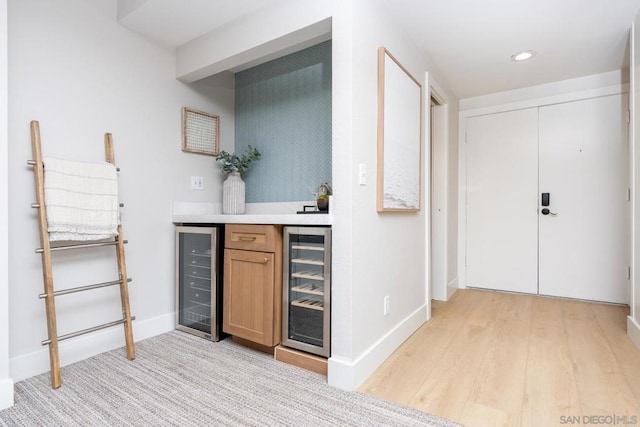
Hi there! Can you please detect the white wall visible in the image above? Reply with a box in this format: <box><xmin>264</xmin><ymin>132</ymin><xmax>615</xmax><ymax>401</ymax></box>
<box><xmin>0</xmin><ymin>0</ymin><xmax>13</xmax><ymax>411</ymax></box>
<box><xmin>7</xmin><ymin>0</ymin><xmax>234</xmax><ymax>382</ymax></box>
<box><xmin>329</xmin><ymin>0</ymin><xmax>459</xmax><ymax>389</ymax></box>
<box><xmin>447</xmin><ymin>98</ymin><xmax>459</xmax><ymax>296</ymax></box>
<box><xmin>430</xmin><ymin>99</ymin><xmax>447</xmax><ymax>301</ymax></box>
<box><xmin>629</xmin><ymin>19</ymin><xmax>640</xmax><ymax>349</ymax></box>
<box><xmin>175</xmin><ymin>0</ymin><xmax>331</xmax><ymax>82</ymax></box>
<box><xmin>460</xmin><ymin>70</ymin><xmax>626</xmax><ymax>112</ymax></box>
<box><xmin>329</xmin><ymin>0</ymin><xmax>356</xmax><ymax>384</ymax></box>
<box><xmin>429</xmin><ymin>79</ymin><xmax>460</xmax><ymax>301</ymax></box>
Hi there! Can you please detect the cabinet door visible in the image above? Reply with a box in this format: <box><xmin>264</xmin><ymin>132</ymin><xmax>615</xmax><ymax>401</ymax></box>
<box><xmin>223</xmin><ymin>248</ymin><xmax>276</xmax><ymax>346</ymax></box>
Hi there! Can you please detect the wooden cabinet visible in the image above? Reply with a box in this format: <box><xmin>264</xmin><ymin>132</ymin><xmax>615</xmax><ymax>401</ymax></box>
<box><xmin>223</xmin><ymin>224</ymin><xmax>282</xmax><ymax>347</ymax></box>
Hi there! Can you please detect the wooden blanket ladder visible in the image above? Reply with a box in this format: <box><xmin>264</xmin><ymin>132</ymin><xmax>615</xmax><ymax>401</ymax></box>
<box><xmin>28</xmin><ymin>120</ymin><xmax>135</xmax><ymax>389</ymax></box>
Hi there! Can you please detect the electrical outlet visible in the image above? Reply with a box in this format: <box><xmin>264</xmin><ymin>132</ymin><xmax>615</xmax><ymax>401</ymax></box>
<box><xmin>190</xmin><ymin>176</ymin><xmax>204</xmax><ymax>190</ymax></box>
<box><xmin>383</xmin><ymin>295</ymin><xmax>390</xmax><ymax>316</ymax></box>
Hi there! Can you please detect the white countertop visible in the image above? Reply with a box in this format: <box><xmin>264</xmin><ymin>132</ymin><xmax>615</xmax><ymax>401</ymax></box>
<box><xmin>172</xmin><ymin>201</ymin><xmax>332</xmax><ymax>225</ymax></box>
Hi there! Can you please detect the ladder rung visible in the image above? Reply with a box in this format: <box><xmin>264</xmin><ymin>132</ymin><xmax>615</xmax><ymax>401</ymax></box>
<box><xmin>39</xmin><ymin>278</ymin><xmax>132</xmax><ymax>299</ymax></box>
<box><xmin>32</xmin><ymin>202</ymin><xmax>123</xmax><ymax>208</ymax></box>
<box><xmin>36</xmin><ymin>240</ymin><xmax>128</xmax><ymax>253</ymax></box>
<box><xmin>28</xmin><ymin>159</ymin><xmax>120</xmax><ymax>171</ymax></box>
<box><xmin>41</xmin><ymin>316</ymin><xmax>136</xmax><ymax>346</ymax></box>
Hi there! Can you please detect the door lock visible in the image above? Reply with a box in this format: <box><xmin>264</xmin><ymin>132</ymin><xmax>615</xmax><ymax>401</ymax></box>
<box><xmin>541</xmin><ymin>193</ymin><xmax>550</xmax><ymax>206</ymax></box>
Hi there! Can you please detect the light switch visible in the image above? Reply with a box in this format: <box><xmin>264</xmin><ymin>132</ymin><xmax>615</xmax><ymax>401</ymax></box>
<box><xmin>190</xmin><ymin>176</ymin><xmax>204</xmax><ymax>190</ymax></box>
<box><xmin>358</xmin><ymin>164</ymin><xmax>366</xmax><ymax>186</ymax></box>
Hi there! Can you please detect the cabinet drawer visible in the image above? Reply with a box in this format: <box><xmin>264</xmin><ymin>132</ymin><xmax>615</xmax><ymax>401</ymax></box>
<box><xmin>225</xmin><ymin>224</ymin><xmax>281</xmax><ymax>252</ymax></box>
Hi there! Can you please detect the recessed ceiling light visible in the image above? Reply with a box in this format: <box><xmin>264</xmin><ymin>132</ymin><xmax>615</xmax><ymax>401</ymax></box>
<box><xmin>511</xmin><ymin>50</ymin><xmax>536</xmax><ymax>62</ymax></box>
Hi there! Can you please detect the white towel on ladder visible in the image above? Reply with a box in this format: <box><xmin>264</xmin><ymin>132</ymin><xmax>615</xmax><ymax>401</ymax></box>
<box><xmin>43</xmin><ymin>157</ymin><xmax>119</xmax><ymax>242</ymax></box>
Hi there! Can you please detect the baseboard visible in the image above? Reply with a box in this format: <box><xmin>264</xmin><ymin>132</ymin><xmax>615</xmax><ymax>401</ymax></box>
<box><xmin>274</xmin><ymin>345</ymin><xmax>327</xmax><ymax>375</ymax></box>
<box><xmin>0</xmin><ymin>378</ymin><xmax>14</xmax><ymax>410</ymax></box>
<box><xmin>10</xmin><ymin>312</ymin><xmax>174</xmax><ymax>382</ymax></box>
<box><xmin>447</xmin><ymin>277</ymin><xmax>458</xmax><ymax>300</ymax></box>
<box><xmin>628</xmin><ymin>316</ymin><xmax>640</xmax><ymax>351</ymax></box>
<box><xmin>327</xmin><ymin>304</ymin><xmax>428</xmax><ymax>390</ymax></box>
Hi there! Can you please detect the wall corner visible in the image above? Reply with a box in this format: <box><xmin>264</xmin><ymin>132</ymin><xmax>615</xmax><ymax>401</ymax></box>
<box><xmin>0</xmin><ymin>0</ymin><xmax>13</xmax><ymax>410</ymax></box>
<box><xmin>628</xmin><ymin>316</ymin><xmax>640</xmax><ymax>351</ymax></box>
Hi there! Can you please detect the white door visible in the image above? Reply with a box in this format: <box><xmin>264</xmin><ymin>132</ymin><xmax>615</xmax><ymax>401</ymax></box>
<box><xmin>466</xmin><ymin>95</ymin><xmax>629</xmax><ymax>303</ymax></box>
<box><xmin>466</xmin><ymin>108</ymin><xmax>539</xmax><ymax>294</ymax></box>
<box><xmin>538</xmin><ymin>94</ymin><xmax>629</xmax><ymax>303</ymax></box>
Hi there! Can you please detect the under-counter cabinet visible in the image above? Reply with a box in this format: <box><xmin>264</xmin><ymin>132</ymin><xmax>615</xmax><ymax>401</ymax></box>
<box><xmin>223</xmin><ymin>224</ymin><xmax>283</xmax><ymax>347</ymax></box>
<box><xmin>175</xmin><ymin>226</ymin><xmax>223</xmax><ymax>341</ymax></box>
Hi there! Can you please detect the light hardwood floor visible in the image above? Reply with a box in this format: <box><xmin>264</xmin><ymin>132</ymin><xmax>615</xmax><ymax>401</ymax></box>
<box><xmin>360</xmin><ymin>289</ymin><xmax>640</xmax><ymax>426</ymax></box>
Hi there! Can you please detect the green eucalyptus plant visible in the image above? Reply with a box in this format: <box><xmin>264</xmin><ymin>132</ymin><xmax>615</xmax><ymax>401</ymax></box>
<box><xmin>215</xmin><ymin>145</ymin><xmax>261</xmax><ymax>175</ymax></box>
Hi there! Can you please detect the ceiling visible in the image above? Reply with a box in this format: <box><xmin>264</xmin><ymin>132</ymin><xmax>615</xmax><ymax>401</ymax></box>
<box><xmin>379</xmin><ymin>0</ymin><xmax>640</xmax><ymax>98</ymax></box>
<box><xmin>119</xmin><ymin>0</ymin><xmax>640</xmax><ymax>99</ymax></box>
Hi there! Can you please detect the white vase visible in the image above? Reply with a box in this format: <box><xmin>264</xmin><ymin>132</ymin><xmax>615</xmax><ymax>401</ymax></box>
<box><xmin>222</xmin><ymin>172</ymin><xmax>245</xmax><ymax>214</ymax></box>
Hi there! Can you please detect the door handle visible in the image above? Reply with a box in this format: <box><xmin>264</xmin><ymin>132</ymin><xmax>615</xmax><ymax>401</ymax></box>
<box><xmin>541</xmin><ymin>208</ymin><xmax>558</xmax><ymax>216</ymax></box>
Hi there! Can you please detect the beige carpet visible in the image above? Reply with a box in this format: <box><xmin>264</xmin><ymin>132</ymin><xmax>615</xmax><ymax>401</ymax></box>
<box><xmin>0</xmin><ymin>330</ymin><xmax>460</xmax><ymax>426</ymax></box>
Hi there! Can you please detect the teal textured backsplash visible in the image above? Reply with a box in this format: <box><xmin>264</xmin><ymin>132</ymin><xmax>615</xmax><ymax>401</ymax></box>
<box><xmin>235</xmin><ymin>41</ymin><xmax>332</xmax><ymax>202</ymax></box>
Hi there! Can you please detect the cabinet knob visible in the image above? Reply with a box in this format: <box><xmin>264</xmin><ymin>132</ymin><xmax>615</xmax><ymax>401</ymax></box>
<box><xmin>264</xmin><ymin>258</ymin><xmax>270</xmax><ymax>263</ymax></box>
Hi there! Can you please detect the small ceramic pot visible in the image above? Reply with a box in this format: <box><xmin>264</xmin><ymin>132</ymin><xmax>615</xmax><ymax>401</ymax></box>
<box><xmin>317</xmin><ymin>198</ymin><xmax>329</xmax><ymax>212</ymax></box>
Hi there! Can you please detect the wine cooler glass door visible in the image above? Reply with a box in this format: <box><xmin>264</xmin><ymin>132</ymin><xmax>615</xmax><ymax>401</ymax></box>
<box><xmin>178</xmin><ymin>232</ymin><xmax>213</xmax><ymax>335</ymax></box>
<box><xmin>285</xmin><ymin>227</ymin><xmax>331</xmax><ymax>357</ymax></box>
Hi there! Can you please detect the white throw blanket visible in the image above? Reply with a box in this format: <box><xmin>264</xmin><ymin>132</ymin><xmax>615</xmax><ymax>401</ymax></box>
<box><xmin>43</xmin><ymin>157</ymin><xmax>119</xmax><ymax>242</ymax></box>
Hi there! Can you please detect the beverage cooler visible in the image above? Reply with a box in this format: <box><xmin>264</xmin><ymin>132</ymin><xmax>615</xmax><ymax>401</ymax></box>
<box><xmin>282</xmin><ymin>226</ymin><xmax>331</xmax><ymax>357</ymax></box>
<box><xmin>175</xmin><ymin>226</ymin><xmax>223</xmax><ymax>341</ymax></box>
